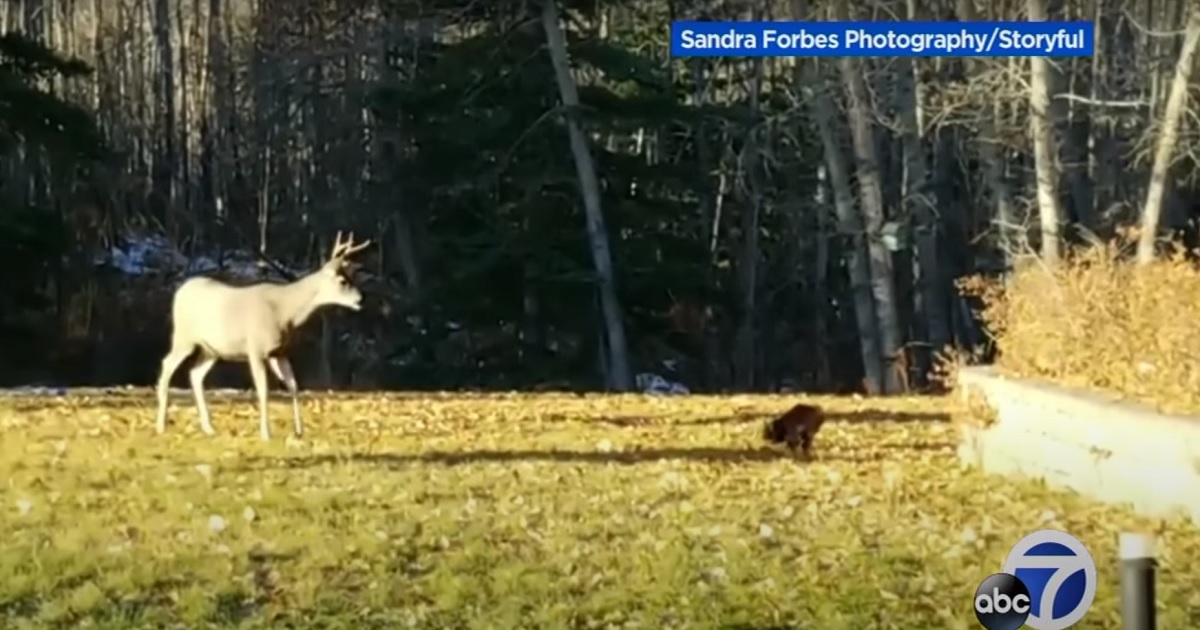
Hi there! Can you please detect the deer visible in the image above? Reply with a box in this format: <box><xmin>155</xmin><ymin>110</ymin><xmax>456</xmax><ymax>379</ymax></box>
<box><xmin>154</xmin><ymin>232</ymin><xmax>372</xmax><ymax>441</ymax></box>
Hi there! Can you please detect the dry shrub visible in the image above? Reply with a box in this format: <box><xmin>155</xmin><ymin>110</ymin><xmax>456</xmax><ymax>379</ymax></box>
<box><xmin>930</xmin><ymin>345</ymin><xmax>997</xmax><ymax>429</ymax></box>
<box><xmin>964</xmin><ymin>238</ymin><xmax>1200</xmax><ymax>416</ymax></box>
<box><xmin>929</xmin><ymin>347</ymin><xmax>965</xmax><ymax>392</ymax></box>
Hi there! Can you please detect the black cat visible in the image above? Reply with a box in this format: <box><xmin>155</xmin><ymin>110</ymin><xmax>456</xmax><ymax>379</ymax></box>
<box><xmin>763</xmin><ymin>403</ymin><xmax>825</xmax><ymax>460</ymax></box>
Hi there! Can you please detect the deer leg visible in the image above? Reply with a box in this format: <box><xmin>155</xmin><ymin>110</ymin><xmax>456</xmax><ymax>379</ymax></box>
<box><xmin>248</xmin><ymin>357</ymin><xmax>272</xmax><ymax>441</ymax></box>
<box><xmin>188</xmin><ymin>356</ymin><xmax>218</xmax><ymax>435</ymax></box>
<box><xmin>155</xmin><ymin>344</ymin><xmax>193</xmax><ymax>435</ymax></box>
<box><xmin>268</xmin><ymin>357</ymin><xmax>303</xmax><ymax>438</ymax></box>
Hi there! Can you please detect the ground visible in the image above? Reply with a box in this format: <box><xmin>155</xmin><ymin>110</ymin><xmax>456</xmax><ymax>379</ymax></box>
<box><xmin>2</xmin><ymin>392</ymin><xmax>1199</xmax><ymax>630</ymax></box>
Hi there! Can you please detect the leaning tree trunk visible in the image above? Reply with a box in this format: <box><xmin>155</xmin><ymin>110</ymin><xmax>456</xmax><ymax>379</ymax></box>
<box><xmin>1136</xmin><ymin>5</ymin><xmax>1200</xmax><ymax>265</ymax></box>
<box><xmin>1027</xmin><ymin>0</ymin><xmax>1065</xmax><ymax>267</ymax></box>
<box><xmin>803</xmin><ymin>65</ymin><xmax>886</xmax><ymax>395</ymax></box>
<box><xmin>541</xmin><ymin>0</ymin><xmax>633</xmax><ymax>391</ymax></box>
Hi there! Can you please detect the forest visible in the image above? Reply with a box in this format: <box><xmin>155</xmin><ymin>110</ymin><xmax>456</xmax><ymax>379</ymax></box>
<box><xmin>0</xmin><ymin>0</ymin><xmax>1196</xmax><ymax>395</ymax></box>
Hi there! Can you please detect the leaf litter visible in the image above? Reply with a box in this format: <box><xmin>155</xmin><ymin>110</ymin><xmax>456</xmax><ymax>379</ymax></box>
<box><xmin>0</xmin><ymin>392</ymin><xmax>1198</xmax><ymax>629</ymax></box>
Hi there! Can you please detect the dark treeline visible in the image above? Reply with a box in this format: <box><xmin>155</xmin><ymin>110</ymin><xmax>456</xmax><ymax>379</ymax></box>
<box><xmin>1</xmin><ymin>0</ymin><xmax>1198</xmax><ymax>394</ymax></box>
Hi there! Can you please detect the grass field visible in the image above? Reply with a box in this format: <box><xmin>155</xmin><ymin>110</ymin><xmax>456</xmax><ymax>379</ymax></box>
<box><xmin>2</xmin><ymin>391</ymin><xmax>1200</xmax><ymax>630</ymax></box>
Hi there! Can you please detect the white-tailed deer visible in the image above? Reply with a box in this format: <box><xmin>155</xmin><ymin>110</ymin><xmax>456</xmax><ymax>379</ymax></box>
<box><xmin>155</xmin><ymin>232</ymin><xmax>371</xmax><ymax>440</ymax></box>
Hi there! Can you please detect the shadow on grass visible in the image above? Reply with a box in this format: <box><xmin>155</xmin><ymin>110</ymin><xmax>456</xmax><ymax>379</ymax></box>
<box><xmin>0</xmin><ymin>546</ymin><xmax>297</xmax><ymax>624</ymax></box>
<box><xmin>234</xmin><ymin>440</ymin><xmax>953</xmax><ymax>472</ymax></box>
<box><xmin>2</xmin><ymin>394</ymin><xmax>953</xmax><ymax>437</ymax></box>
<box><xmin>0</xmin><ymin>390</ymin><xmax>237</xmax><ymax>413</ymax></box>
<box><xmin>562</xmin><ymin>409</ymin><xmax>952</xmax><ymax>428</ymax></box>
<box><xmin>826</xmin><ymin>409</ymin><xmax>951</xmax><ymax>424</ymax></box>
<box><xmin>0</xmin><ymin>396</ymin><xmax>148</xmax><ymax>413</ymax></box>
<box><xmin>0</xmin><ymin>576</ymin><xmax>190</xmax><ymax>625</ymax></box>
<box><xmin>717</xmin><ymin>626</ymin><xmax>796</xmax><ymax>630</ymax></box>
<box><xmin>0</xmin><ymin>592</ymin><xmax>40</xmax><ymax>618</ymax></box>
<box><xmin>210</xmin><ymin>547</ymin><xmax>297</xmax><ymax>624</ymax></box>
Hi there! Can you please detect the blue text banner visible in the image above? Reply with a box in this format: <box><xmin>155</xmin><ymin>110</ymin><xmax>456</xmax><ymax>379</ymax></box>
<box><xmin>670</xmin><ymin>21</ymin><xmax>1095</xmax><ymax>57</ymax></box>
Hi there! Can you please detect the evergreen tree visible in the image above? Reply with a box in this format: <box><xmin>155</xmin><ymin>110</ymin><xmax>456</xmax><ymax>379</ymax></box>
<box><xmin>0</xmin><ymin>32</ymin><xmax>108</xmax><ymax>380</ymax></box>
<box><xmin>367</xmin><ymin>3</ymin><xmax>765</xmax><ymax>388</ymax></box>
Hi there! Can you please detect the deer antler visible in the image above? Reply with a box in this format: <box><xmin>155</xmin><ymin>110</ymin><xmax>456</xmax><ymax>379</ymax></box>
<box><xmin>329</xmin><ymin>231</ymin><xmax>371</xmax><ymax>264</ymax></box>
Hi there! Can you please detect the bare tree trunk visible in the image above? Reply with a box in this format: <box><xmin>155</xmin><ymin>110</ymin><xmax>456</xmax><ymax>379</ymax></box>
<box><xmin>200</xmin><ymin>0</ymin><xmax>225</xmax><ymax>240</ymax></box>
<box><xmin>1028</xmin><ymin>0</ymin><xmax>1065</xmax><ymax>266</ymax></box>
<box><xmin>92</xmin><ymin>0</ymin><xmax>103</xmax><ymax>111</ymax></box>
<box><xmin>1061</xmin><ymin>74</ymin><xmax>1094</xmax><ymax>231</ymax></box>
<box><xmin>688</xmin><ymin>57</ymin><xmax>725</xmax><ymax>391</ymax></box>
<box><xmin>1090</xmin><ymin>0</ymin><xmax>1120</xmax><ymax>225</ymax></box>
<box><xmin>690</xmin><ymin>58</ymin><xmax>718</xmax><ymax>257</ymax></box>
<box><xmin>835</xmin><ymin>58</ymin><xmax>905</xmax><ymax>393</ymax></box>
<box><xmin>21</xmin><ymin>0</ymin><xmax>45</xmax><ymax>210</ymax></box>
<box><xmin>153</xmin><ymin>0</ymin><xmax>177</xmax><ymax>231</ymax></box>
<box><xmin>896</xmin><ymin>0</ymin><xmax>949</xmax><ymax>387</ymax></box>
<box><xmin>810</xmin><ymin>164</ymin><xmax>832</xmax><ymax>390</ymax></box>
<box><xmin>541</xmin><ymin>0</ymin><xmax>633</xmax><ymax>391</ymax></box>
<box><xmin>804</xmin><ymin>66</ymin><xmax>885</xmax><ymax>395</ymax></box>
<box><xmin>1137</xmin><ymin>6</ymin><xmax>1200</xmax><ymax>264</ymax></box>
<box><xmin>176</xmin><ymin>0</ymin><xmax>196</xmax><ymax>221</ymax></box>
<box><xmin>955</xmin><ymin>0</ymin><xmax>1020</xmax><ymax>270</ymax></box>
<box><xmin>733</xmin><ymin>56</ymin><xmax>764</xmax><ymax>389</ymax></box>
<box><xmin>1048</xmin><ymin>0</ymin><xmax>1094</xmax><ymax>233</ymax></box>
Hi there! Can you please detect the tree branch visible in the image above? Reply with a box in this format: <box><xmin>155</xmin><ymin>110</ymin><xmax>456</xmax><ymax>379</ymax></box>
<box><xmin>1054</xmin><ymin>92</ymin><xmax>1149</xmax><ymax>109</ymax></box>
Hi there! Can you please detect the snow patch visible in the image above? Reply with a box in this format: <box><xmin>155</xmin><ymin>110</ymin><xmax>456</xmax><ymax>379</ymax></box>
<box><xmin>94</xmin><ymin>232</ymin><xmax>304</xmax><ymax>281</ymax></box>
<box><xmin>635</xmin><ymin>373</ymin><xmax>689</xmax><ymax>396</ymax></box>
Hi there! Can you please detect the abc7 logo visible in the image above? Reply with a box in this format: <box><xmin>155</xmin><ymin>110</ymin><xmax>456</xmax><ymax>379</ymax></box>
<box><xmin>980</xmin><ymin>529</ymin><xmax>1097</xmax><ymax>630</ymax></box>
<box><xmin>974</xmin><ymin>573</ymin><xmax>1032</xmax><ymax>630</ymax></box>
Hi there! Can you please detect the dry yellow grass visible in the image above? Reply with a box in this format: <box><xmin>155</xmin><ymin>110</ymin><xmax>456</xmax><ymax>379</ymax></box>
<box><xmin>2</xmin><ymin>391</ymin><xmax>1200</xmax><ymax>629</ymax></box>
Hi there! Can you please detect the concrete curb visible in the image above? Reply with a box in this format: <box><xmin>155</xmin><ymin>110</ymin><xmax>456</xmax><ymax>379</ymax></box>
<box><xmin>957</xmin><ymin>366</ymin><xmax>1200</xmax><ymax>522</ymax></box>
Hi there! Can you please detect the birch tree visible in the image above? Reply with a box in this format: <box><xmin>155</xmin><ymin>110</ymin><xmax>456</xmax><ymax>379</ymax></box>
<box><xmin>830</xmin><ymin>1</ymin><xmax>905</xmax><ymax>393</ymax></box>
<box><xmin>1136</xmin><ymin>5</ymin><xmax>1200</xmax><ymax>264</ymax></box>
<box><xmin>896</xmin><ymin>0</ymin><xmax>949</xmax><ymax>383</ymax></box>
<box><xmin>804</xmin><ymin>68</ymin><xmax>886</xmax><ymax>394</ymax></box>
<box><xmin>152</xmin><ymin>0</ymin><xmax>177</xmax><ymax>229</ymax></box>
<box><xmin>1027</xmin><ymin>0</ymin><xmax>1064</xmax><ymax>266</ymax></box>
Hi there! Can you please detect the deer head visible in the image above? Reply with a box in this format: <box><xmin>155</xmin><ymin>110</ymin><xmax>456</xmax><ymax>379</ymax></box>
<box><xmin>315</xmin><ymin>231</ymin><xmax>372</xmax><ymax>311</ymax></box>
